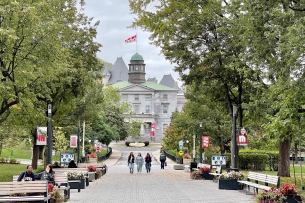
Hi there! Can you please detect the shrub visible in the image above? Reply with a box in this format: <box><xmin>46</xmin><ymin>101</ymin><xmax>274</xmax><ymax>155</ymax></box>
<box><xmin>9</xmin><ymin>158</ymin><xmax>17</xmax><ymax>164</ymax></box>
<box><xmin>218</xmin><ymin>171</ymin><xmax>244</xmax><ymax>180</ymax></box>
<box><xmin>87</xmin><ymin>165</ymin><xmax>96</xmax><ymax>172</ymax></box>
<box><xmin>0</xmin><ymin>157</ymin><xmax>6</xmax><ymax>163</ymax></box>
<box><xmin>278</xmin><ymin>183</ymin><xmax>298</xmax><ymax>196</ymax></box>
<box><xmin>190</xmin><ymin>170</ymin><xmax>203</xmax><ymax>180</ymax></box>
<box><xmin>96</xmin><ymin>170</ymin><xmax>102</xmax><ymax>179</ymax></box>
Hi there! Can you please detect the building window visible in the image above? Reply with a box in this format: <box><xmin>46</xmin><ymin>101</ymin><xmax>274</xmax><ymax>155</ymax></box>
<box><xmin>163</xmin><ymin>124</ymin><xmax>168</xmax><ymax>133</ymax></box>
<box><xmin>163</xmin><ymin>94</ymin><xmax>168</xmax><ymax>101</ymax></box>
<box><xmin>134</xmin><ymin>105</ymin><xmax>139</xmax><ymax>114</ymax></box>
<box><xmin>145</xmin><ymin>105</ymin><xmax>150</xmax><ymax>114</ymax></box>
<box><xmin>145</xmin><ymin>124</ymin><xmax>150</xmax><ymax>134</ymax></box>
<box><xmin>145</xmin><ymin>94</ymin><xmax>151</xmax><ymax>101</ymax></box>
<box><xmin>122</xmin><ymin>94</ymin><xmax>128</xmax><ymax>101</ymax></box>
<box><xmin>162</xmin><ymin>105</ymin><xmax>168</xmax><ymax>114</ymax></box>
<box><xmin>135</xmin><ymin>94</ymin><xmax>139</xmax><ymax>101</ymax></box>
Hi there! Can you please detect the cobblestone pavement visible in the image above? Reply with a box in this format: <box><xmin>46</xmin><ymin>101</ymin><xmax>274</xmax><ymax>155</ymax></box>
<box><xmin>68</xmin><ymin>150</ymin><xmax>254</xmax><ymax>203</ymax></box>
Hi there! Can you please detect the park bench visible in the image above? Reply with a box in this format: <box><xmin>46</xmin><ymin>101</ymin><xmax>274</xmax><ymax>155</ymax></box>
<box><xmin>238</xmin><ymin>171</ymin><xmax>280</xmax><ymax>194</ymax></box>
<box><xmin>53</xmin><ymin>168</ymin><xmax>89</xmax><ymax>189</ymax></box>
<box><xmin>0</xmin><ymin>181</ymin><xmax>49</xmax><ymax>203</ymax></box>
<box><xmin>209</xmin><ymin>166</ymin><xmax>222</xmax><ymax>182</ymax></box>
<box><xmin>53</xmin><ymin>174</ymin><xmax>71</xmax><ymax>198</ymax></box>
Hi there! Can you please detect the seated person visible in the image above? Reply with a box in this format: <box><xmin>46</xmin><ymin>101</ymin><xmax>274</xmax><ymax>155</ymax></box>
<box><xmin>17</xmin><ymin>165</ymin><xmax>35</xmax><ymax>181</ymax></box>
<box><xmin>68</xmin><ymin>160</ymin><xmax>77</xmax><ymax>168</ymax></box>
<box><xmin>53</xmin><ymin>162</ymin><xmax>61</xmax><ymax>168</ymax></box>
<box><xmin>40</xmin><ymin>164</ymin><xmax>55</xmax><ymax>184</ymax></box>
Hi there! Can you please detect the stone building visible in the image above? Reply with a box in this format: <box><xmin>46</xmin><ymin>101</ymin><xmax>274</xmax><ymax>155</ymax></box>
<box><xmin>103</xmin><ymin>53</ymin><xmax>186</xmax><ymax>142</ymax></box>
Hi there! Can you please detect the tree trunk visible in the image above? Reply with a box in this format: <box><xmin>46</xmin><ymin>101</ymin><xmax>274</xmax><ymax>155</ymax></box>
<box><xmin>220</xmin><ymin>143</ymin><xmax>225</xmax><ymax>154</ymax></box>
<box><xmin>0</xmin><ymin>142</ymin><xmax>2</xmax><ymax>156</ymax></box>
<box><xmin>32</xmin><ymin>144</ymin><xmax>39</xmax><ymax>169</ymax></box>
<box><xmin>277</xmin><ymin>134</ymin><xmax>291</xmax><ymax>177</ymax></box>
<box><xmin>38</xmin><ymin>146</ymin><xmax>44</xmax><ymax>159</ymax></box>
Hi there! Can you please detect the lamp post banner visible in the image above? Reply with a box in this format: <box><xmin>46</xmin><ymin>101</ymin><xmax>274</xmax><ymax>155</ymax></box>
<box><xmin>36</xmin><ymin>127</ymin><xmax>47</xmax><ymax>145</ymax></box>
<box><xmin>70</xmin><ymin>135</ymin><xmax>77</xmax><ymax>148</ymax></box>
<box><xmin>202</xmin><ymin>136</ymin><xmax>210</xmax><ymax>148</ymax></box>
<box><xmin>237</xmin><ymin>127</ymin><xmax>248</xmax><ymax>146</ymax></box>
<box><xmin>150</xmin><ymin>123</ymin><xmax>155</xmax><ymax>137</ymax></box>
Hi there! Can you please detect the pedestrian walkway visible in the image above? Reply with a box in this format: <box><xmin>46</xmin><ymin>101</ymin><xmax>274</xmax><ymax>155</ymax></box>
<box><xmin>68</xmin><ymin>149</ymin><xmax>254</xmax><ymax>203</ymax></box>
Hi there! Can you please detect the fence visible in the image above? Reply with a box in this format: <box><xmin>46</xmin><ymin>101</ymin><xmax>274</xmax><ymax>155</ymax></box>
<box><xmin>97</xmin><ymin>147</ymin><xmax>112</xmax><ymax>162</ymax></box>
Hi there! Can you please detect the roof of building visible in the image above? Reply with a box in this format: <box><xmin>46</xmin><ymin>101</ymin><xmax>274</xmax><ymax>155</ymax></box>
<box><xmin>159</xmin><ymin>74</ymin><xmax>176</xmax><ymax>89</ymax></box>
<box><xmin>102</xmin><ymin>65</ymin><xmax>111</xmax><ymax>76</ymax></box>
<box><xmin>112</xmin><ymin>81</ymin><xmax>178</xmax><ymax>91</ymax></box>
<box><xmin>131</xmin><ymin>53</ymin><xmax>144</xmax><ymax>61</ymax></box>
<box><xmin>108</xmin><ymin>57</ymin><xmax>129</xmax><ymax>84</ymax></box>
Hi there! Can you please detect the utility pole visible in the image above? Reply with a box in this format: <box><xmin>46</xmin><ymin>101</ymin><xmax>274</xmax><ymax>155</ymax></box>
<box><xmin>47</xmin><ymin>103</ymin><xmax>52</xmax><ymax>164</ymax></box>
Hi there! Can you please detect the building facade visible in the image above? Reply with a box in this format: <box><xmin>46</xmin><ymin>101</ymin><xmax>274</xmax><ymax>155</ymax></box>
<box><xmin>103</xmin><ymin>53</ymin><xmax>186</xmax><ymax>142</ymax></box>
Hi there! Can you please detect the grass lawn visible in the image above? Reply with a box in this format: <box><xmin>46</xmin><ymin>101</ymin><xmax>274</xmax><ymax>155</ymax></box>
<box><xmin>1</xmin><ymin>148</ymin><xmax>32</xmax><ymax>159</ymax></box>
<box><xmin>0</xmin><ymin>164</ymin><xmax>44</xmax><ymax>182</ymax></box>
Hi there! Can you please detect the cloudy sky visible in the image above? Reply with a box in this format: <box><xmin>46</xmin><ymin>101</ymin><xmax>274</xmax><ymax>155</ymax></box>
<box><xmin>81</xmin><ymin>0</ymin><xmax>181</xmax><ymax>85</ymax></box>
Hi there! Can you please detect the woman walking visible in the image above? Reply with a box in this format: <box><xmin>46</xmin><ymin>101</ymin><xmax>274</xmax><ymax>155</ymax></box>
<box><xmin>145</xmin><ymin>153</ymin><xmax>152</xmax><ymax>173</ymax></box>
<box><xmin>135</xmin><ymin>153</ymin><xmax>144</xmax><ymax>173</ymax></box>
<box><xmin>127</xmin><ymin>152</ymin><xmax>135</xmax><ymax>174</ymax></box>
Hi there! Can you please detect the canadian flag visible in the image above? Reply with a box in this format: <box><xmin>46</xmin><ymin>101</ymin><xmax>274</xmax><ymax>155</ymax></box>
<box><xmin>125</xmin><ymin>35</ymin><xmax>137</xmax><ymax>43</ymax></box>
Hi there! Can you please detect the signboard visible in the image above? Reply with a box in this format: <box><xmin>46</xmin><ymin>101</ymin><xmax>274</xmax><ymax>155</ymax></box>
<box><xmin>60</xmin><ymin>152</ymin><xmax>74</xmax><ymax>166</ymax></box>
<box><xmin>178</xmin><ymin>150</ymin><xmax>184</xmax><ymax>156</ymax></box>
<box><xmin>150</xmin><ymin>123</ymin><xmax>155</xmax><ymax>137</ymax></box>
<box><xmin>70</xmin><ymin>135</ymin><xmax>77</xmax><ymax>148</ymax></box>
<box><xmin>211</xmin><ymin>155</ymin><xmax>226</xmax><ymax>166</ymax></box>
<box><xmin>202</xmin><ymin>136</ymin><xmax>210</xmax><ymax>148</ymax></box>
<box><xmin>178</xmin><ymin>140</ymin><xmax>184</xmax><ymax>150</ymax></box>
<box><xmin>36</xmin><ymin>127</ymin><xmax>47</xmax><ymax>145</ymax></box>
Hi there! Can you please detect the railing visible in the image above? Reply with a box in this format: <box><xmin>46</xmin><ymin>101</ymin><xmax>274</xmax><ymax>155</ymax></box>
<box><xmin>97</xmin><ymin>147</ymin><xmax>112</xmax><ymax>162</ymax></box>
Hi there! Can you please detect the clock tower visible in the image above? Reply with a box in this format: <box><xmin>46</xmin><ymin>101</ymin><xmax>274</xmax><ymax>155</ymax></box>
<box><xmin>128</xmin><ymin>53</ymin><xmax>146</xmax><ymax>84</ymax></box>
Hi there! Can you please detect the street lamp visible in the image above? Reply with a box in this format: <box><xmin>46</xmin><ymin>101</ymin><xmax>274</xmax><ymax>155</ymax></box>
<box><xmin>199</xmin><ymin>122</ymin><xmax>203</xmax><ymax>164</ymax></box>
<box><xmin>232</xmin><ymin>105</ymin><xmax>238</xmax><ymax>168</ymax></box>
<box><xmin>47</xmin><ymin>103</ymin><xmax>52</xmax><ymax>165</ymax></box>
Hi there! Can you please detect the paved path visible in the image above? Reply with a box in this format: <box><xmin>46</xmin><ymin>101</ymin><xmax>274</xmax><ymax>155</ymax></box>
<box><xmin>68</xmin><ymin>148</ymin><xmax>254</xmax><ymax>203</ymax></box>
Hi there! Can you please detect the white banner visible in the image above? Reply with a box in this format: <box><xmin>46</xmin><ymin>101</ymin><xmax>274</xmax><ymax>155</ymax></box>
<box><xmin>36</xmin><ymin>127</ymin><xmax>47</xmax><ymax>145</ymax></box>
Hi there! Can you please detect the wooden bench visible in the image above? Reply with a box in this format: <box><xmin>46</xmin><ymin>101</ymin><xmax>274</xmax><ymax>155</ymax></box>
<box><xmin>238</xmin><ymin>172</ymin><xmax>280</xmax><ymax>194</ymax></box>
<box><xmin>53</xmin><ymin>168</ymin><xmax>88</xmax><ymax>189</ymax></box>
<box><xmin>0</xmin><ymin>181</ymin><xmax>49</xmax><ymax>202</ymax></box>
<box><xmin>209</xmin><ymin>166</ymin><xmax>222</xmax><ymax>182</ymax></box>
<box><xmin>53</xmin><ymin>174</ymin><xmax>71</xmax><ymax>199</ymax></box>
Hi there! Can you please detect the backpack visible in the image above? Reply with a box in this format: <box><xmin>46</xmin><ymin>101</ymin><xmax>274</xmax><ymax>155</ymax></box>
<box><xmin>160</xmin><ymin>154</ymin><xmax>166</xmax><ymax>161</ymax></box>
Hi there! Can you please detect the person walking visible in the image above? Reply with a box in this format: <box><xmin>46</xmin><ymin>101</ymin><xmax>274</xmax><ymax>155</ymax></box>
<box><xmin>159</xmin><ymin>151</ymin><xmax>166</xmax><ymax>169</ymax></box>
<box><xmin>135</xmin><ymin>153</ymin><xmax>144</xmax><ymax>173</ymax></box>
<box><xmin>17</xmin><ymin>165</ymin><xmax>35</xmax><ymax>181</ymax></box>
<box><xmin>145</xmin><ymin>153</ymin><xmax>152</xmax><ymax>173</ymax></box>
<box><xmin>128</xmin><ymin>152</ymin><xmax>135</xmax><ymax>174</ymax></box>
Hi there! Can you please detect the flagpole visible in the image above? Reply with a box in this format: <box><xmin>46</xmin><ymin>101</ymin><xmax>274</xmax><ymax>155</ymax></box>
<box><xmin>136</xmin><ymin>33</ymin><xmax>138</xmax><ymax>53</ymax></box>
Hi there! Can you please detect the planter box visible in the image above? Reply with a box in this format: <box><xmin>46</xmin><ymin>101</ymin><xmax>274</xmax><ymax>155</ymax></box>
<box><xmin>88</xmin><ymin>172</ymin><xmax>95</xmax><ymax>182</ymax></box>
<box><xmin>284</xmin><ymin>195</ymin><xmax>302</xmax><ymax>203</ymax></box>
<box><xmin>69</xmin><ymin>178</ymin><xmax>85</xmax><ymax>189</ymax></box>
<box><xmin>202</xmin><ymin>172</ymin><xmax>213</xmax><ymax>180</ymax></box>
<box><xmin>218</xmin><ymin>179</ymin><xmax>241</xmax><ymax>190</ymax></box>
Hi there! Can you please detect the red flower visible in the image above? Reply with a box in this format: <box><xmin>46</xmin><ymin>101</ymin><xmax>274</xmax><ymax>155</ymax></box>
<box><xmin>199</xmin><ymin>166</ymin><xmax>211</xmax><ymax>173</ymax></box>
<box><xmin>278</xmin><ymin>183</ymin><xmax>298</xmax><ymax>196</ymax></box>
<box><xmin>87</xmin><ymin>165</ymin><xmax>96</xmax><ymax>172</ymax></box>
<box><xmin>48</xmin><ymin>183</ymin><xmax>54</xmax><ymax>193</ymax></box>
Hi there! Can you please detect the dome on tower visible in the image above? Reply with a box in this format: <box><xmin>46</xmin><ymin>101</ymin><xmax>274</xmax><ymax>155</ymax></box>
<box><xmin>131</xmin><ymin>53</ymin><xmax>144</xmax><ymax>61</ymax></box>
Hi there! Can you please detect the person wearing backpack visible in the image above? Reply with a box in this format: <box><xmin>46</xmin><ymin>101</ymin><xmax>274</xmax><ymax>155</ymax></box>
<box><xmin>159</xmin><ymin>151</ymin><xmax>167</xmax><ymax>169</ymax></box>
<box><xmin>144</xmin><ymin>153</ymin><xmax>152</xmax><ymax>173</ymax></box>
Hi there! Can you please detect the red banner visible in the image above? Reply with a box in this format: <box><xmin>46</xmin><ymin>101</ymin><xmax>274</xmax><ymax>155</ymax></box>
<box><xmin>70</xmin><ymin>135</ymin><xmax>77</xmax><ymax>148</ymax></box>
<box><xmin>237</xmin><ymin>134</ymin><xmax>248</xmax><ymax>146</ymax></box>
<box><xmin>150</xmin><ymin>123</ymin><xmax>155</xmax><ymax>137</ymax></box>
<box><xmin>202</xmin><ymin>136</ymin><xmax>210</xmax><ymax>148</ymax></box>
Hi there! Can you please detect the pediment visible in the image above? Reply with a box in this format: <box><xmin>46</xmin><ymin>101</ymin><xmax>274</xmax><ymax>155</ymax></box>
<box><xmin>120</xmin><ymin>84</ymin><xmax>155</xmax><ymax>92</ymax></box>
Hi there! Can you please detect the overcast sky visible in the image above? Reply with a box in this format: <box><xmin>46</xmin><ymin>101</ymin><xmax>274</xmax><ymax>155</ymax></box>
<box><xmin>81</xmin><ymin>0</ymin><xmax>181</xmax><ymax>85</ymax></box>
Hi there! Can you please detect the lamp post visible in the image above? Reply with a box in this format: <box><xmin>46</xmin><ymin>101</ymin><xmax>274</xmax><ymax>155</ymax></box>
<box><xmin>199</xmin><ymin>122</ymin><xmax>203</xmax><ymax>164</ymax></box>
<box><xmin>193</xmin><ymin>133</ymin><xmax>196</xmax><ymax>162</ymax></box>
<box><xmin>77</xmin><ymin>120</ymin><xmax>80</xmax><ymax>164</ymax></box>
<box><xmin>232</xmin><ymin>105</ymin><xmax>237</xmax><ymax>168</ymax></box>
<box><xmin>47</xmin><ymin>103</ymin><xmax>52</xmax><ymax>165</ymax></box>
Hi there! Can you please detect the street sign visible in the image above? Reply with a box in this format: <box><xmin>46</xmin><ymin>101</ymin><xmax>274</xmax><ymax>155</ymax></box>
<box><xmin>178</xmin><ymin>150</ymin><xmax>184</xmax><ymax>156</ymax></box>
<box><xmin>96</xmin><ymin>146</ymin><xmax>101</xmax><ymax>151</ymax></box>
<box><xmin>211</xmin><ymin>155</ymin><xmax>226</xmax><ymax>166</ymax></box>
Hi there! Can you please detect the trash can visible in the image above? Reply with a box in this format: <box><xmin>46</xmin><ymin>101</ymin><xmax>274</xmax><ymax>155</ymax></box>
<box><xmin>190</xmin><ymin>162</ymin><xmax>197</xmax><ymax>172</ymax></box>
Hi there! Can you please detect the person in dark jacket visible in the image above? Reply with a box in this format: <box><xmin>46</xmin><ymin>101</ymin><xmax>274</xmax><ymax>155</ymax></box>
<box><xmin>68</xmin><ymin>160</ymin><xmax>77</xmax><ymax>168</ymax></box>
<box><xmin>17</xmin><ymin>165</ymin><xmax>35</xmax><ymax>181</ymax></box>
<box><xmin>53</xmin><ymin>162</ymin><xmax>61</xmax><ymax>168</ymax></box>
<box><xmin>145</xmin><ymin>153</ymin><xmax>152</xmax><ymax>173</ymax></box>
<box><xmin>40</xmin><ymin>164</ymin><xmax>55</xmax><ymax>184</ymax></box>
<box><xmin>127</xmin><ymin>152</ymin><xmax>135</xmax><ymax>174</ymax></box>
<box><xmin>159</xmin><ymin>151</ymin><xmax>167</xmax><ymax>169</ymax></box>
